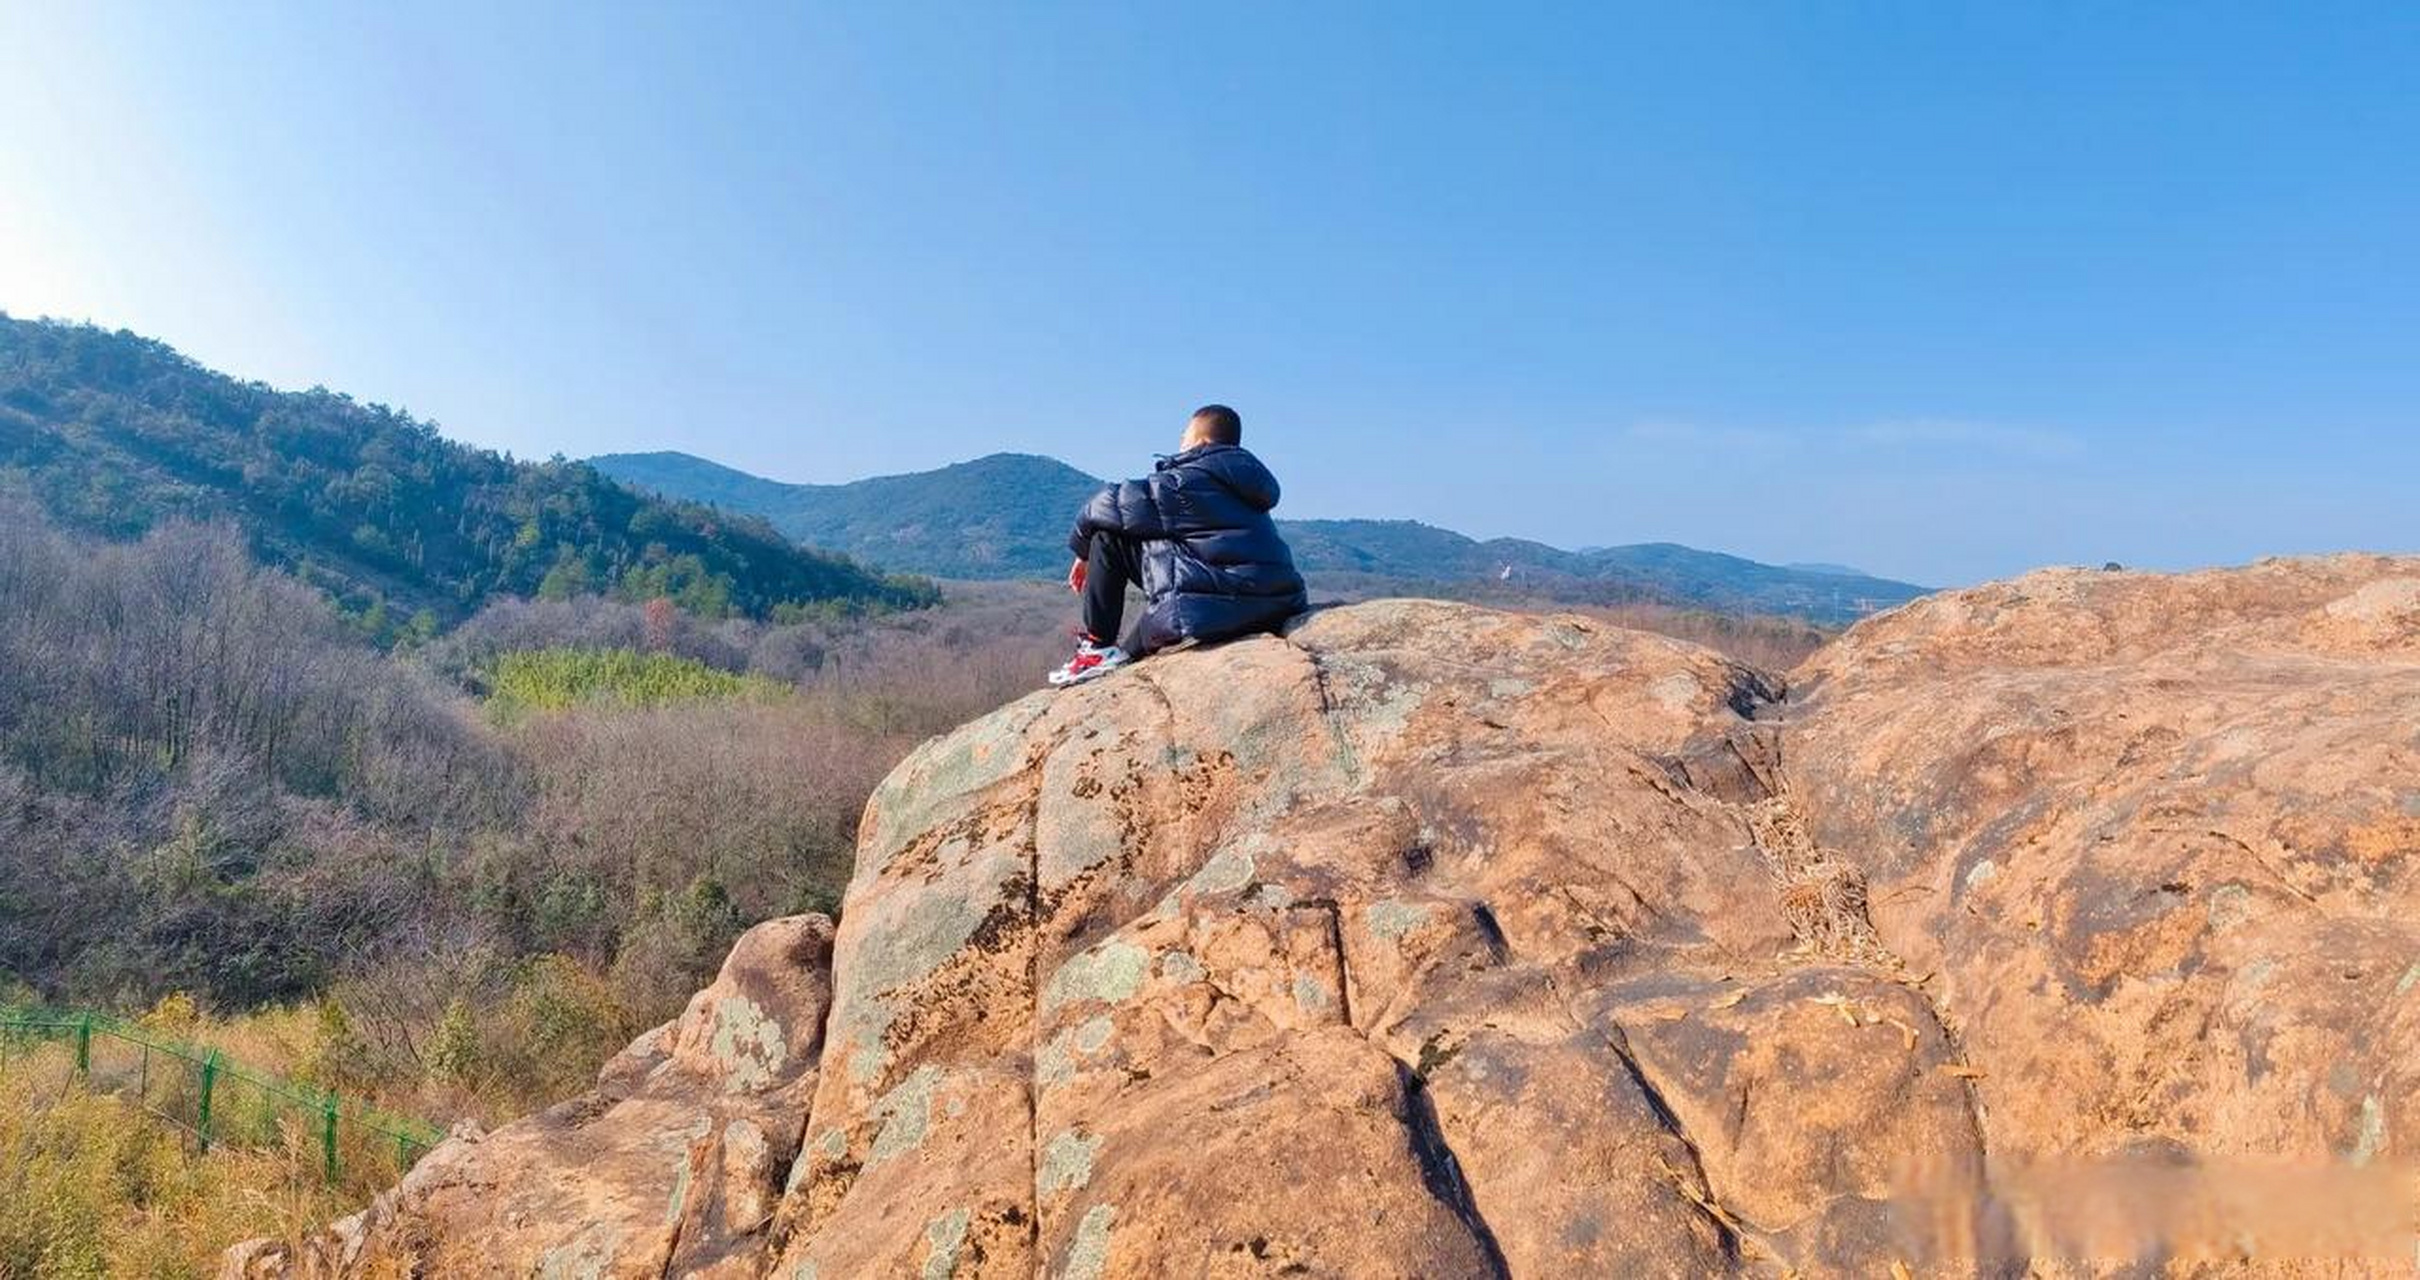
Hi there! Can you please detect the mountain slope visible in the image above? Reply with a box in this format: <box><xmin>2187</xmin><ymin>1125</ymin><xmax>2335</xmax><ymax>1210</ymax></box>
<box><xmin>0</xmin><ymin>318</ymin><xmax>933</xmax><ymax>623</ymax></box>
<box><xmin>595</xmin><ymin>450</ymin><xmax>1100</xmax><ymax>579</ymax></box>
<box><xmin>592</xmin><ymin>450</ymin><xmax>1930</xmax><ymax>622</ymax></box>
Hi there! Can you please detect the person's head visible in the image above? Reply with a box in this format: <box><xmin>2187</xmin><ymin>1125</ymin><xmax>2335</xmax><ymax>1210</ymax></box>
<box><xmin>1181</xmin><ymin>403</ymin><xmax>1242</xmax><ymax>450</ymax></box>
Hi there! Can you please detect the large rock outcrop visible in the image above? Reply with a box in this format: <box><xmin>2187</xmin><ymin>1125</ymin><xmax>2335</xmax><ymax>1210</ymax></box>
<box><xmin>1783</xmin><ymin>557</ymin><xmax>2420</xmax><ymax>1262</ymax></box>
<box><xmin>234</xmin><ymin>558</ymin><xmax>2420</xmax><ymax>1277</ymax></box>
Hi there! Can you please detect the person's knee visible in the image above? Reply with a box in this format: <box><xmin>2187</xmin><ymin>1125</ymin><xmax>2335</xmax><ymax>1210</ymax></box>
<box><xmin>1089</xmin><ymin>530</ymin><xmax>1141</xmax><ymax>575</ymax></box>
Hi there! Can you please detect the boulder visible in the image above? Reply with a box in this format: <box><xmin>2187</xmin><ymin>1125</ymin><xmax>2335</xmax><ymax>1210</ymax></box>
<box><xmin>226</xmin><ymin>915</ymin><xmax>835</xmax><ymax>1279</ymax></box>
<box><xmin>240</xmin><ymin>565</ymin><xmax>2420</xmax><ymax>1276</ymax></box>
<box><xmin>1784</xmin><ymin>557</ymin><xmax>2420</xmax><ymax>1268</ymax></box>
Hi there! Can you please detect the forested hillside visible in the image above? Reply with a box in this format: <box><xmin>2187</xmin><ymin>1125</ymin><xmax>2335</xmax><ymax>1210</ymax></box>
<box><xmin>0</xmin><ymin>501</ymin><xmax>1063</xmax><ymax>1098</ymax></box>
<box><xmin>0</xmin><ymin>317</ymin><xmax>935</xmax><ymax>630</ymax></box>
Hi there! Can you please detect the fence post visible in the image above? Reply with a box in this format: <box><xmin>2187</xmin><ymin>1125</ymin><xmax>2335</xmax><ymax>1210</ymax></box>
<box><xmin>197</xmin><ymin>1050</ymin><xmax>219</xmax><ymax>1152</ymax></box>
<box><xmin>322</xmin><ymin>1094</ymin><xmax>341</xmax><ymax>1182</ymax></box>
<box><xmin>74</xmin><ymin>1013</ymin><xmax>92</xmax><ymax>1077</ymax></box>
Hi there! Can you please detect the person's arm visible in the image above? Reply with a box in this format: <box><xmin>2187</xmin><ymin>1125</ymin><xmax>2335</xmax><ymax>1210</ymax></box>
<box><xmin>1069</xmin><ymin>477</ymin><xmax>1176</xmax><ymax>550</ymax></box>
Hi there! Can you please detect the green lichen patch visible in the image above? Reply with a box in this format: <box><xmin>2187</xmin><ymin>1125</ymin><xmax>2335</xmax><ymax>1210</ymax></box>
<box><xmin>536</xmin><ymin>1221</ymin><xmax>630</xmax><ymax>1280</ymax></box>
<box><xmin>920</xmin><ymin>1206</ymin><xmax>972</xmax><ymax>1280</ymax></box>
<box><xmin>1158</xmin><ymin>950</ymin><xmax>1206</xmax><ymax>984</ymax></box>
<box><xmin>662</xmin><ymin>1157</ymin><xmax>694</xmax><ymax>1227</ymax></box>
<box><xmin>707</xmin><ymin>994</ymin><xmax>786</xmax><ymax>1093</ymax></box>
<box><xmin>1364</xmin><ymin>898</ymin><xmax>1432</xmax><ymax>940</ymax></box>
<box><xmin>868</xmin><ymin>1065</ymin><xmax>942</xmax><ymax>1164</ymax></box>
<box><xmin>837</xmin><ymin>846</ymin><xmax>1027</xmax><ymax>1082</ymax></box>
<box><xmin>1037</xmin><ymin>1030</ymin><xmax>1077</xmax><ymax>1090</ymax></box>
<box><xmin>1038</xmin><ymin>1014</ymin><xmax>1119</xmax><ymax>1091</ymax></box>
<box><xmin>1044</xmin><ymin>939</ymin><xmax>1151</xmax><ymax>1012</ymax></box>
<box><xmin>1649</xmin><ymin>672</ymin><xmax>1700</xmax><ymax>710</ymax></box>
<box><xmin>788</xmin><ymin>1124</ymin><xmax>848</xmax><ymax>1192</ymax></box>
<box><xmin>1343</xmin><ymin>671</ymin><xmax>1428</xmax><ymax>741</ymax></box>
<box><xmin>1062</xmin><ymin>1203</ymin><xmax>1118</xmax><ymax>1280</ymax></box>
<box><xmin>1039</xmin><ymin>746</ymin><xmax>1130</xmax><ymax>889</ymax></box>
<box><xmin>2206</xmin><ymin>883</ymin><xmax>2254</xmax><ymax>932</ymax></box>
<box><xmin>1186</xmin><ymin>843</ymin><xmax>1260</xmax><ymax>898</ymax></box>
<box><xmin>862</xmin><ymin>698</ymin><xmax>1053</xmax><ymax>873</ymax></box>
<box><xmin>723</xmin><ymin>1117</ymin><xmax>768</xmax><ymax>1176</ymax></box>
<box><xmin>2350</xmin><ymin>1094</ymin><xmax>2388</xmax><ymax>1167</ymax></box>
<box><xmin>1038</xmin><ymin>1129</ymin><xmax>1102</xmax><ymax>1196</ymax></box>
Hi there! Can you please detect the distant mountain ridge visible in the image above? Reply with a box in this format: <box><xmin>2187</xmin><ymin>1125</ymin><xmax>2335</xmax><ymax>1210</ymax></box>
<box><xmin>0</xmin><ymin>318</ymin><xmax>933</xmax><ymax>626</ymax></box>
<box><xmin>590</xmin><ymin>450</ymin><xmax>1930</xmax><ymax>623</ymax></box>
<box><xmin>592</xmin><ymin>451</ymin><xmax>1101</xmax><ymax>580</ymax></box>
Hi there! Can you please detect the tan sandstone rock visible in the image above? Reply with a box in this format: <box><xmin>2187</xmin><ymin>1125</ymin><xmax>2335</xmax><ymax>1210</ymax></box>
<box><xmin>241</xmin><ymin>563</ymin><xmax>2420</xmax><ymax>1277</ymax></box>
<box><xmin>1784</xmin><ymin>556</ymin><xmax>2420</xmax><ymax>1270</ymax></box>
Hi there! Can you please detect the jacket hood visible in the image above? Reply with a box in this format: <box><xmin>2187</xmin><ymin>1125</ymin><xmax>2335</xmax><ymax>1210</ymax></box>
<box><xmin>1158</xmin><ymin>443</ymin><xmax>1282</xmax><ymax>512</ymax></box>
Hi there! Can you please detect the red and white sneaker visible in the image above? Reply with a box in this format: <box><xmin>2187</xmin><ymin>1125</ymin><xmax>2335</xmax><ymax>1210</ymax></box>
<box><xmin>1048</xmin><ymin>635</ymin><xmax>1130</xmax><ymax>687</ymax></box>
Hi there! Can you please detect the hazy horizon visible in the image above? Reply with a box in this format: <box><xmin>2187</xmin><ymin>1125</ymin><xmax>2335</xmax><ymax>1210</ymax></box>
<box><xmin>5</xmin><ymin>5</ymin><xmax>2415</xmax><ymax>586</ymax></box>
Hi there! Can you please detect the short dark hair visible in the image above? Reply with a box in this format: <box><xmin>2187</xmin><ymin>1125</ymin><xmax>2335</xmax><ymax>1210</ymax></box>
<box><xmin>1190</xmin><ymin>404</ymin><xmax>1242</xmax><ymax>445</ymax></box>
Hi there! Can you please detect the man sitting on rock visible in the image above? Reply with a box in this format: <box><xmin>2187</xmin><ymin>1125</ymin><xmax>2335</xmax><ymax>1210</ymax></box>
<box><xmin>1050</xmin><ymin>403</ymin><xmax>1308</xmax><ymax>686</ymax></box>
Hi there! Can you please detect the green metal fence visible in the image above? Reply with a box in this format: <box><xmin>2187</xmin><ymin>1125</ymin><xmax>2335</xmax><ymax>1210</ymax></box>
<box><xmin>0</xmin><ymin>1007</ymin><xmax>442</xmax><ymax>1184</ymax></box>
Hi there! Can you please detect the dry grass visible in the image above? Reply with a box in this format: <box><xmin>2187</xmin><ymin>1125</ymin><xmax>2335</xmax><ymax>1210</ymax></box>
<box><xmin>1745</xmin><ymin>797</ymin><xmax>1895</xmax><ymax>966</ymax></box>
<box><xmin>0</xmin><ymin>1049</ymin><xmax>350</xmax><ymax>1280</ymax></box>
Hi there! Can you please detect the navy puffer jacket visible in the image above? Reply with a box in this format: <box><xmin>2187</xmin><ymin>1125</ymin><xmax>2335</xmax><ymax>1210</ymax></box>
<box><xmin>1067</xmin><ymin>443</ymin><xmax>1308</xmax><ymax>653</ymax></box>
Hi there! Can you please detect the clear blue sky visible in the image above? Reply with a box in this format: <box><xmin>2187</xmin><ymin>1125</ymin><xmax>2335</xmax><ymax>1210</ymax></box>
<box><xmin>3</xmin><ymin>3</ymin><xmax>2414</xmax><ymax>585</ymax></box>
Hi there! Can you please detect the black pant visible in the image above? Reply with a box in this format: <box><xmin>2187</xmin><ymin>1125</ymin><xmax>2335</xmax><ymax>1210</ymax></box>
<box><xmin>1081</xmin><ymin>530</ymin><xmax>1144</xmax><ymax>649</ymax></box>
